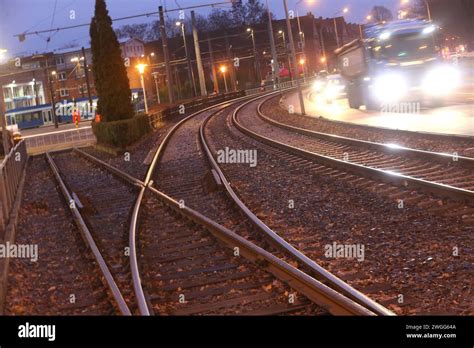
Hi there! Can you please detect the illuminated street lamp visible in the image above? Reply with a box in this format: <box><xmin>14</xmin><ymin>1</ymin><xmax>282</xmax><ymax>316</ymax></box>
<box><xmin>333</xmin><ymin>7</ymin><xmax>349</xmax><ymax>48</ymax></box>
<box><xmin>295</xmin><ymin>1</ymin><xmax>308</xmax><ymax>81</ymax></box>
<box><xmin>247</xmin><ymin>28</ymin><xmax>261</xmax><ymax>85</ymax></box>
<box><xmin>136</xmin><ymin>63</ymin><xmax>148</xmax><ymax>114</ymax></box>
<box><xmin>278</xmin><ymin>30</ymin><xmax>292</xmax><ymax>78</ymax></box>
<box><xmin>219</xmin><ymin>66</ymin><xmax>228</xmax><ymax>93</ymax></box>
<box><xmin>283</xmin><ymin>0</ymin><xmax>306</xmax><ymax>115</ymax></box>
<box><xmin>49</xmin><ymin>71</ymin><xmax>59</xmax><ymax>128</ymax></box>
<box><xmin>176</xmin><ymin>21</ymin><xmax>197</xmax><ymax>97</ymax></box>
<box><xmin>278</xmin><ymin>30</ymin><xmax>286</xmax><ymax>48</ymax></box>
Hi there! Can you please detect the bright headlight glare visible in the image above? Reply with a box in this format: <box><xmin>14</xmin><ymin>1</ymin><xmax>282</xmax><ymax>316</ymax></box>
<box><xmin>422</xmin><ymin>66</ymin><xmax>460</xmax><ymax>95</ymax></box>
<box><xmin>372</xmin><ymin>74</ymin><xmax>407</xmax><ymax>102</ymax></box>
<box><xmin>313</xmin><ymin>80</ymin><xmax>324</xmax><ymax>91</ymax></box>
<box><xmin>324</xmin><ymin>84</ymin><xmax>344</xmax><ymax>99</ymax></box>
<box><xmin>422</xmin><ymin>25</ymin><xmax>435</xmax><ymax>35</ymax></box>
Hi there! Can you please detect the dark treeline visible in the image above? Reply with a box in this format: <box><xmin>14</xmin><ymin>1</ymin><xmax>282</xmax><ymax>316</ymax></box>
<box><xmin>115</xmin><ymin>0</ymin><xmax>269</xmax><ymax>41</ymax></box>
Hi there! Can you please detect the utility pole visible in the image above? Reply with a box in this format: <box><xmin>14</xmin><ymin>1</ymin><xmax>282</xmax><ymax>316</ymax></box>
<box><xmin>318</xmin><ymin>26</ymin><xmax>328</xmax><ymax>70</ymax></box>
<box><xmin>283</xmin><ymin>0</ymin><xmax>306</xmax><ymax>115</ymax></box>
<box><xmin>82</xmin><ymin>47</ymin><xmax>93</xmax><ymax>116</ymax></box>
<box><xmin>159</xmin><ymin>6</ymin><xmax>175</xmax><ymax>103</ymax></box>
<box><xmin>247</xmin><ymin>29</ymin><xmax>261</xmax><ymax>85</ymax></box>
<box><xmin>191</xmin><ymin>11</ymin><xmax>207</xmax><ymax>97</ymax></box>
<box><xmin>178</xmin><ymin>22</ymin><xmax>197</xmax><ymax>97</ymax></box>
<box><xmin>296</xmin><ymin>12</ymin><xmax>307</xmax><ymax>80</ymax></box>
<box><xmin>48</xmin><ymin>70</ymin><xmax>59</xmax><ymax>128</ymax></box>
<box><xmin>207</xmin><ymin>35</ymin><xmax>219</xmax><ymax>94</ymax></box>
<box><xmin>32</xmin><ymin>70</ymin><xmax>39</xmax><ymax>105</ymax></box>
<box><xmin>266</xmin><ymin>0</ymin><xmax>279</xmax><ymax>88</ymax></box>
<box><xmin>224</xmin><ymin>33</ymin><xmax>237</xmax><ymax>91</ymax></box>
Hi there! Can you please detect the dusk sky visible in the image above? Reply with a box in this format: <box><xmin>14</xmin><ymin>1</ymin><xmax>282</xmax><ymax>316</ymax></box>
<box><xmin>0</xmin><ymin>0</ymin><xmax>402</xmax><ymax>56</ymax></box>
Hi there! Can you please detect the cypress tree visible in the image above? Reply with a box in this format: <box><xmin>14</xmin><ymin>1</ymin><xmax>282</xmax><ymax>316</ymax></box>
<box><xmin>90</xmin><ymin>0</ymin><xmax>134</xmax><ymax>122</ymax></box>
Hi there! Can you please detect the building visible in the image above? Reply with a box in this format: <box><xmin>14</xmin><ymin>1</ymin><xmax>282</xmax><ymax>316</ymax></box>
<box><xmin>0</xmin><ymin>38</ymin><xmax>146</xmax><ymax>129</ymax></box>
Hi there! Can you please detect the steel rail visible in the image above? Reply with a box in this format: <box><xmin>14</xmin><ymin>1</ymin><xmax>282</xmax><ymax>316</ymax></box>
<box><xmin>70</xmin><ymin>148</ymin><xmax>150</xmax><ymax>316</ymax></box>
<box><xmin>234</xmin><ymin>95</ymin><xmax>474</xmax><ymax>205</ymax></box>
<box><xmin>141</xmin><ymin>90</ymin><xmax>383</xmax><ymax>315</ymax></box>
<box><xmin>267</xmin><ymin>96</ymin><xmax>474</xmax><ymax>168</ymax></box>
<box><xmin>129</xmin><ymin>93</ymin><xmax>266</xmax><ymax>315</ymax></box>
<box><xmin>45</xmin><ymin>152</ymin><xmax>132</xmax><ymax>316</ymax></box>
<box><xmin>305</xmin><ymin>90</ymin><xmax>474</xmax><ymax>142</ymax></box>
<box><xmin>147</xmin><ymin>185</ymin><xmax>376</xmax><ymax>316</ymax></box>
<box><xmin>73</xmin><ymin>148</ymin><xmax>145</xmax><ymax>187</ymax></box>
<box><xmin>199</xmin><ymin>97</ymin><xmax>394</xmax><ymax>316</ymax></box>
<box><xmin>102</xmin><ymin>89</ymin><xmax>386</xmax><ymax>315</ymax></box>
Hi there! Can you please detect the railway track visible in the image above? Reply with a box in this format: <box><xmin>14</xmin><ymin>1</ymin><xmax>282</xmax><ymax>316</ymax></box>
<box><xmin>201</xmin><ymin>93</ymin><xmax>473</xmax><ymax>315</ymax></box>
<box><xmin>6</xmin><ymin>93</ymin><xmax>398</xmax><ymax>316</ymax></box>
<box><xmin>302</xmin><ymin>90</ymin><xmax>474</xmax><ymax>158</ymax></box>
<box><xmin>259</xmin><ymin>93</ymin><xmax>474</xmax><ymax>205</ymax></box>
<box><xmin>4</xmin><ymin>155</ymin><xmax>119</xmax><ymax>315</ymax></box>
<box><xmin>47</xmin><ymin>150</ymin><xmax>145</xmax><ymax>315</ymax></box>
<box><xmin>146</xmin><ymin>95</ymin><xmax>393</xmax><ymax>315</ymax></box>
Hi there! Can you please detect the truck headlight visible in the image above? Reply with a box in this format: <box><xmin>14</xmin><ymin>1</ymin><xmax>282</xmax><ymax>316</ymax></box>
<box><xmin>422</xmin><ymin>66</ymin><xmax>460</xmax><ymax>95</ymax></box>
<box><xmin>373</xmin><ymin>74</ymin><xmax>407</xmax><ymax>102</ymax></box>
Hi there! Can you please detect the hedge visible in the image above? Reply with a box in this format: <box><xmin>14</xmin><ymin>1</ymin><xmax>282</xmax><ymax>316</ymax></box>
<box><xmin>92</xmin><ymin>114</ymin><xmax>151</xmax><ymax>149</ymax></box>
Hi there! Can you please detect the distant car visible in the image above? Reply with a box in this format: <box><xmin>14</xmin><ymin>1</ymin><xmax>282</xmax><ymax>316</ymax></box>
<box><xmin>317</xmin><ymin>70</ymin><xmax>329</xmax><ymax>78</ymax></box>
<box><xmin>323</xmin><ymin>74</ymin><xmax>346</xmax><ymax>102</ymax></box>
<box><xmin>312</xmin><ymin>70</ymin><xmax>329</xmax><ymax>92</ymax></box>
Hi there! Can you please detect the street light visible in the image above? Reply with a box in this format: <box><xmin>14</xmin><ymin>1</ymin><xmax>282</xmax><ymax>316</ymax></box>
<box><xmin>48</xmin><ymin>71</ymin><xmax>59</xmax><ymax>128</ymax></box>
<box><xmin>175</xmin><ymin>21</ymin><xmax>197</xmax><ymax>97</ymax></box>
<box><xmin>282</xmin><ymin>0</ymin><xmax>306</xmax><ymax>115</ymax></box>
<box><xmin>333</xmin><ymin>7</ymin><xmax>349</xmax><ymax>48</ymax></box>
<box><xmin>299</xmin><ymin>57</ymin><xmax>307</xmax><ymax>82</ymax></box>
<box><xmin>247</xmin><ymin>28</ymin><xmax>261</xmax><ymax>85</ymax></box>
<box><xmin>136</xmin><ymin>64</ymin><xmax>148</xmax><ymax>114</ymax></box>
<box><xmin>219</xmin><ymin>66</ymin><xmax>228</xmax><ymax>93</ymax></box>
<box><xmin>278</xmin><ymin>30</ymin><xmax>286</xmax><ymax>47</ymax></box>
<box><xmin>278</xmin><ymin>30</ymin><xmax>292</xmax><ymax>77</ymax></box>
<box><xmin>294</xmin><ymin>1</ymin><xmax>308</xmax><ymax>81</ymax></box>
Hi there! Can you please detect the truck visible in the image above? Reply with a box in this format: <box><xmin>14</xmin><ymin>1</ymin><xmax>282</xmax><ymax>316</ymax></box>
<box><xmin>334</xmin><ymin>19</ymin><xmax>460</xmax><ymax>111</ymax></box>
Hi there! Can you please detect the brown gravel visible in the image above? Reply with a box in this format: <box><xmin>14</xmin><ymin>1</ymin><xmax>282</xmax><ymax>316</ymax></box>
<box><xmin>204</xmin><ymin>98</ymin><xmax>474</xmax><ymax>315</ymax></box>
<box><xmin>4</xmin><ymin>155</ymin><xmax>115</xmax><ymax>315</ymax></box>
<box><xmin>138</xmin><ymin>191</ymin><xmax>323</xmax><ymax>315</ymax></box>
<box><xmin>82</xmin><ymin>115</ymin><xmax>187</xmax><ymax>181</ymax></box>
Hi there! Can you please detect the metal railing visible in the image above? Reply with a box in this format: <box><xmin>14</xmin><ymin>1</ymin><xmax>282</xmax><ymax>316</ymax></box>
<box><xmin>245</xmin><ymin>77</ymin><xmax>316</xmax><ymax>96</ymax></box>
<box><xmin>23</xmin><ymin>127</ymin><xmax>95</xmax><ymax>154</ymax></box>
<box><xmin>148</xmin><ymin>91</ymin><xmax>244</xmax><ymax>129</ymax></box>
<box><xmin>0</xmin><ymin>140</ymin><xmax>28</xmax><ymax>232</ymax></box>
